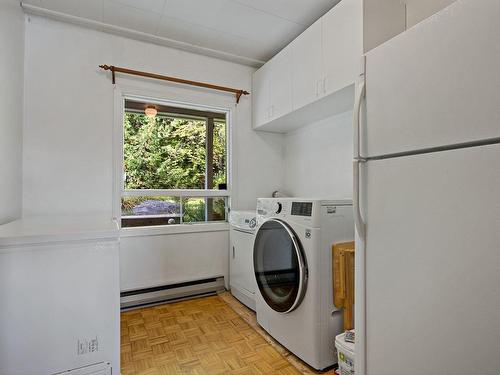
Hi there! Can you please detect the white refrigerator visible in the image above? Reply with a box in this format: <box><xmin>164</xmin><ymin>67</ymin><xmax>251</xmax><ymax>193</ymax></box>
<box><xmin>354</xmin><ymin>1</ymin><xmax>500</xmax><ymax>374</ymax></box>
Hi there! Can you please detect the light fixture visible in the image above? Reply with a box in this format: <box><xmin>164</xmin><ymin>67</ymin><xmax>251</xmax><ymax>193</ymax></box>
<box><xmin>144</xmin><ymin>106</ymin><xmax>157</xmax><ymax>118</ymax></box>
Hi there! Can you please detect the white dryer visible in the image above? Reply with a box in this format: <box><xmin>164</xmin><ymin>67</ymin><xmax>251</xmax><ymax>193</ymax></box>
<box><xmin>253</xmin><ymin>198</ymin><xmax>353</xmax><ymax>370</ymax></box>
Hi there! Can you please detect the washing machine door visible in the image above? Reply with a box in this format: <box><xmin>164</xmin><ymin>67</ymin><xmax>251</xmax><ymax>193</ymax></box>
<box><xmin>253</xmin><ymin>219</ymin><xmax>307</xmax><ymax>313</ymax></box>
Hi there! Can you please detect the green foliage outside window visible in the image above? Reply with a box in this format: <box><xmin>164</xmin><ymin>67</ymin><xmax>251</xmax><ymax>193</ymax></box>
<box><xmin>124</xmin><ymin>113</ymin><xmax>226</xmax><ymax>189</ymax></box>
<box><xmin>121</xmin><ymin>112</ymin><xmax>227</xmax><ymax>225</ymax></box>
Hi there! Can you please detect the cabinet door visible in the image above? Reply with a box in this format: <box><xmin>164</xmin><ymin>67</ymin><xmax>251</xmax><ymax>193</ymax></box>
<box><xmin>252</xmin><ymin>63</ymin><xmax>271</xmax><ymax>129</ymax></box>
<box><xmin>268</xmin><ymin>47</ymin><xmax>293</xmax><ymax>121</ymax></box>
<box><xmin>229</xmin><ymin>231</ymin><xmax>244</xmax><ymax>291</ymax></box>
<box><xmin>229</xmin><ymin>230</ymin><xmax>256</xmax><ymax>294</ymax></box>
<box><xmin>229</xmin><ymin>240</ymin><xmax>242</xmax><ymax>289</ymax></box>
<box><xmin>322</xmin><ymin>0</ymin><xmax>363</xmax><ymax>95</ymax></box>
<box><xmin>291</xmin><ymin>18</ymin><xmax>323</xmax><ymax>110</ymax></box>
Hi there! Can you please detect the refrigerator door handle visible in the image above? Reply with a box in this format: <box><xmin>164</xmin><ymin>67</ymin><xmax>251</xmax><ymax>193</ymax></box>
<box><xmin>353</xmin><ymin>159</ymin><xmax>365</xmax><ymax>239</ymax></box>
<box><xmin>353</xmin><ymin>80</ymin><xmax>366</xmax><ymax>161</ymax></box>
<box><xmin>353</xmin><ymin>80</ymin><xmax>366</xmax><ymax>239</ymax></box>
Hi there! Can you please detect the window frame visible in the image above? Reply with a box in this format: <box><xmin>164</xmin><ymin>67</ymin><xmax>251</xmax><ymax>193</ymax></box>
<box><xmin>113</xmin><ymin>86</ymin><xmax>232</xmax><ymax>234</ymax></box>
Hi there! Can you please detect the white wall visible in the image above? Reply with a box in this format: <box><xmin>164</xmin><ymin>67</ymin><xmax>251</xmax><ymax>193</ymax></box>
<box><xmin>405</xmin><ymin>0</ymin><xmax>457</xmax><ymax>28</ymax></box>
<box><xmin>120</xmin><ymin>231</ymin><xmax>229</xmax><ymax>291</ymax></box>
<box><xmin>0</xmin><ymin>0</ymin><xmax>24</xmax><ymax>225</ymax></box>
<box><xmin>23</xmin><ymin>16</ymin><xmax>284</xmax><ymax>290</ymax></box>
<box><xmin>283</xmin><ymin>111</ymin><xmax>353</xmax><ymax>199</ymax></box>
<box><xmin>24</xmin><ymin>16</ymin><xmax>284</xmax><ymax>216</ymax></box>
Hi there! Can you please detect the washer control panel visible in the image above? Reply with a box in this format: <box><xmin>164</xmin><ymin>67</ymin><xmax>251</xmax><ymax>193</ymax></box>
<box><xmin>257</xmin><ymin>199</ymin><xmax>289</xmax><ymax>224</ymax></box>
<box><xmin>291</xmin><ymin>202</ymin><xmax>313</xmax><ymax>217</ymax></box>
<box><xmin>257</xmin><ymin>198</ymin><xmax>352</xmax><ymax>229</ymax></box>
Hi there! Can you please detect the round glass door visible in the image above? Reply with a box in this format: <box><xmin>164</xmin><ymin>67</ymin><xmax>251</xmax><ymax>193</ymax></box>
<box><xmin>253</xmin><ymin>219</ymin><xmax>307</xmax><ymax>313</ymax></box>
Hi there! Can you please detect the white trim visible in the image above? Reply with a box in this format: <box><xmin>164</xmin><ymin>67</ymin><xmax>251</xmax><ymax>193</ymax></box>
<box><xmin>113</xmin><ymin>85</ymin><xmax>233</xmax><ymax>228</ymax></box>
<box><xmin>122</xmin><ymin>214</ymin><xmax>181</xmax><ymax>219</ymax></box>
<box><xmin>21</xmin><ymin>3</ymin><xmax>264</xmax><ymax>68</ymax></box>
<box><xmin>120</xmin><ymin>222</ymin><xmax>229</xmax><ymax>238</ymax></box>
<box><xmin>226</xmin><ymin>104</ymin><xmax>234</xmax><ymax>218</ymax></box>
<box><xmin>122</xmin><ymin>90</ymin><xmax>232</xmax><ymax>115</ymax></box>
<box><xmin>122</xmin><ymin>189</ymin><xmax>230</xmax><ymax>197</ymax></box>
<box><xmin>126</xmin><ymin>107</ymin><xmax>215</xmax><ymax>122</ymax></box>
<box><xmin>112</xmin><ymin>86</ymin><xmax>125</xmax><ymax>221</ymax></box>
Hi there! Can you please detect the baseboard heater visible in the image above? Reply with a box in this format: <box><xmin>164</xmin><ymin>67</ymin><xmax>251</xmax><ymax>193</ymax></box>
<box><xmin>120</xmin><ymin>277</ymin><xmax>225</xmax><ymax>309</ymax></box>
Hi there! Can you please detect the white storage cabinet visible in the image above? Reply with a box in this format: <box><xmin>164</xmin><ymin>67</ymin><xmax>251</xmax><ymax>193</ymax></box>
<box><xmin>0</xmin><ymin>216</ymin><xmax>120</xmax><ymax>375</ymax></box>
<box><xmin>252</xmin><ymin>0</ymin><xmax>362</xmax><ymax>132</ymax></box>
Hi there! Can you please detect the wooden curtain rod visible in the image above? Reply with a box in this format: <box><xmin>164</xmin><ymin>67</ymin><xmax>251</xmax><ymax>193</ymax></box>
<box><xmin>99</xmin><ymin>64</ymin><xmax>249</xmax><ymax>104</ymax></box>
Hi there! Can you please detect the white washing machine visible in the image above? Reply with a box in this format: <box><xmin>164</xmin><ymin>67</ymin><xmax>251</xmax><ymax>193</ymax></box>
<box><xmin>254</xmin><ymin>198</ymin><xmax>354</xmax><ymax>370</ymax></box>
<box><xmin>229</xmin><ymin>210</ymin><xmax>257</xmax><ymax>310</ymax></box>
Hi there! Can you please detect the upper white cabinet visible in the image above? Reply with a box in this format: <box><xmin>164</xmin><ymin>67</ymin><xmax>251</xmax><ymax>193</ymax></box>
<box><xmin>252</xmin><ymin>47</ymin><xmax>292</xmax><ymax>128</ymax></box>
<box><xmin>269</xmin><ymin>47</ymin><xmax>293</xmax><ymax>121</ymax></box>
<box><xmin>253</xmin><ymin>0</ymin><xmax>362</xmax><ymax>132</ymax></box>
<box><xmin>363</xmin><ymin>0</ymin><xmax>406</xmax><ymax>53</ymax></box>
<box><xmin>362</xmin><ymin>0</ymin><xmax>457</xmax><ymax>54</ymax></box>
<box><xmin>322</xmin><ymin>0</ymin><xmax>363</xmax><ymax>96</ymax></box>
<box><xmin>291</xmin><ymin>19</ymin><xmax>323</xmax><ymax>110</ymax></box>
<box><xmin>252</xmin><ymin>62</ymin><xmax>271</xmax><ymax>129</ymax></box>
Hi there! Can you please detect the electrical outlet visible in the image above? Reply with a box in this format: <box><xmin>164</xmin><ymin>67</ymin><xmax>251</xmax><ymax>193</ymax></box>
<box><xmin>77</xmin><ymin>336</ymin><xmax>99</xmax><ymax>355</ymax></box>
<box><xmin>89</xmin><ymin>337</ymin><xmax>99</xmax><ymax>353</ymax></box>
<box><xmin>77</xmin><ymin>339</ymin><xmax>88</xmax><ymax>355</ymax></box>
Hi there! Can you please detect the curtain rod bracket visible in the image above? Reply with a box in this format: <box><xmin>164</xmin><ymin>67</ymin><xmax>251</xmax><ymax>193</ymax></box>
<box><xmin>236</xmin><ymin>90</ymin><xmax>250</xmax><ymax>104</ymax></box>
<box><xmin>98</xmin><ymin>64</ymin><xmax>249</xmax><ymax>104</ymax></box>
<box><xmin>99</xmin><ymin>64</ymin><xmax>115</xmax><ymax>84</ymax></box>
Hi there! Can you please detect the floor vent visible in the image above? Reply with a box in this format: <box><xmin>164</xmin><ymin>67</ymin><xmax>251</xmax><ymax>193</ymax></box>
<box><xmin>120</xmin><ymin>277</ymin><xmax>225</xmax><ymax>310</ymax></box>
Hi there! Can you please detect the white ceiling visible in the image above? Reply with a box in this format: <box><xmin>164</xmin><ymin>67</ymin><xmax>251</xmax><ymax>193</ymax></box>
<box><xmin>21</xmin><ymin>0</ymin><xmax>341</xmax><ymax>66</ymax></box>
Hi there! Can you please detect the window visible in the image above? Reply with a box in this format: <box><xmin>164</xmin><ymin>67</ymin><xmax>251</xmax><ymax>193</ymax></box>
<box><xmin>121</xmin><ymin>99</ymin><xmax>229</xmax><ymax>228</ymax></box>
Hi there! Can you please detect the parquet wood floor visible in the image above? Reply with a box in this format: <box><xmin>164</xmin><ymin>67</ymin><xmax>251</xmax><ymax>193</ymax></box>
<box><xmin>218</xmin><ymin>293</ymin><xmax>335</xmax><ymax>375</ymax></box>
<box><xmin>121</xmin><ymin>293</ymin><xmax>336</xmax><ymax>375</ymax></box>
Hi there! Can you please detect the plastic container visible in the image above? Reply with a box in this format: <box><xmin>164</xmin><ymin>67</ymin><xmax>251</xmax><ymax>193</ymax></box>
<box><xmin>335</xmin><ymin>331</ymin><xmax>355</xmax><ymax>375</ymax></box>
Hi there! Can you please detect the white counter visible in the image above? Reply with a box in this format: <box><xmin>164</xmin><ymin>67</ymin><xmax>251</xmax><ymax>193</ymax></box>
<box><xmin>0</xmin><ymin>215</ymin><xmax>119</xmax><ymax>248</ymax></box>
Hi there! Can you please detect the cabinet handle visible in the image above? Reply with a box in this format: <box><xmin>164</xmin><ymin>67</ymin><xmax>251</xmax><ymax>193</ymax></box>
<box><xmin>316</xmin><ymin>78</ymin><xmax>326</xmax><ymax>97</ymax></box>
<box><xmin>232</xmin><ymin>246</ymin><xmax>235</xmax><ymax>259</ymax></box>
<box><xmin>267</xmin><ymin>106</ymin><xmax>273</xmax><ymax>119</ymax></box>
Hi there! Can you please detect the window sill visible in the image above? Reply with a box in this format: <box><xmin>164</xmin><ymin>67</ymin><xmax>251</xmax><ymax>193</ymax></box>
<box><xmin>120</xmin><ymin>222</ymin><xmax>229</xmax><ymax>238</ymax></box>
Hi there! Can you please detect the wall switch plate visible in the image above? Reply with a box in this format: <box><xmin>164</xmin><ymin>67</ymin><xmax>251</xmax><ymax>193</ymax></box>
<box><xmin>77</xmin><ymin>336</ymin><xmax>98</xmax><ymax>355</ymax></box>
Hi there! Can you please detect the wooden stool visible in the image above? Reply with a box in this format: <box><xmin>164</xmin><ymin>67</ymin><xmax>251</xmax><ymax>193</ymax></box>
<box><xmin>333</xmin><ymin>241</ymin><xmax>355</xmax><ymax>331</ymax></box>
